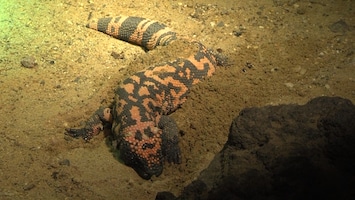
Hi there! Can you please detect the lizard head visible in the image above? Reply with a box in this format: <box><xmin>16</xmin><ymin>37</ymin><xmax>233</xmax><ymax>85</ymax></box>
<box><xmin>119</xmin><ymin>126</ymin><xmax>164</xmax><ymax>179</ymax></box>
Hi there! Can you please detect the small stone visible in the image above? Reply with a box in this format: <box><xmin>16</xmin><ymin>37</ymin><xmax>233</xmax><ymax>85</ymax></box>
<box><xmin>285</xmin><ymin>82</ymin><xmax>294</xmax><ymax>88</ymax></box>
<box><xmin>23</xmin><ymin>183</ymin><xmax>35</xmax><ymax>191</ymax></box>
<box><xmin>217</xmin><ymin>21</ymin><xmax>224</xmax><ymax>27</ymax></box>
<box><xmin>296</xmin><ymin>8</ymin><xmax>306</xmax><ymax>15</ymax></box>
<box><xmin>299</xmin><ymin>69</ymin><xmax>307</xmax><ymax>75</ymax></box>
<box><xmin>270</xmin><ymin>67</ymin><xmax>279</xmax><ymax>72</ymax></box>
<box><xmin>329</xmin><ymin>20</ymin><xmax>349</xmax><ymax>34</ymax></box>
<box><xmin>59</xmin><ymin>159</ymin><xmax>70</xmax><ymax>166</ymax></box>
<box><xmin>220</xmin><ymin>10</ymin><xmax>229</xmax><ymax>15</ymax></box>
<box><xmin>21</xmin><ymin>56</ymin><xmax>38</xmax><ymax>68</ymax></box>
<box><xmin>111</xmin><ymin>51</ymin><xmax>125</xmax><ymax>59</ymax></box>
<box><xmin>233</xmin><ymin>30</ymin><xmax>243</xmax><ymax>37</ymax></box>
<box><xmin>51</xmin><ymin>171</ymin><xmax>59</xmax><ymax>180</ymax></box>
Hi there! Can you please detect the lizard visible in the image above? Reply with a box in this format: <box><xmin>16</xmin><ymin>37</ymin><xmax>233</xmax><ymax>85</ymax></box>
<box><xmin>65</xmin><ymin>16</ymin><xmax>219</xmax><ymax>179</ymax></box>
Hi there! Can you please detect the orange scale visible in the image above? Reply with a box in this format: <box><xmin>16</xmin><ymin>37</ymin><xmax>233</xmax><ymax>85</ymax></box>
<box><xmin>143</xmin><ymin>152</ymin><xmax>149</xmax><ymax>158</ymax></box>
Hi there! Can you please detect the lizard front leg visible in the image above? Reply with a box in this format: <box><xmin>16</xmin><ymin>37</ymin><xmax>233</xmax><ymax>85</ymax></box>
<box><xmin>159</xmin><ymin>115</ymin><xmax>182</xmax><ymax>164</ymax></box>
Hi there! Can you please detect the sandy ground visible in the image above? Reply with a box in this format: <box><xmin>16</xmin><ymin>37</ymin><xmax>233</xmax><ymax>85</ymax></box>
<box><xmin>0</xmin><ymin>0</ymin><xmax>354</xmax><ymax>199</ymax></box>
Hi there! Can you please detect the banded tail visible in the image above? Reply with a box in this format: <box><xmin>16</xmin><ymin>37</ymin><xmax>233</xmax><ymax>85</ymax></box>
<box><xmin>87</xmin><ymin>16</ymin><xmax>177</xmax><ymax>50</ymax></box>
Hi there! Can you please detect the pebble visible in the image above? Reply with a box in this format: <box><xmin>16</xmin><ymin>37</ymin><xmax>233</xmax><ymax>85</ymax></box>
<box><xmin>21</xmin><ymin>56</ymin><xmax>38</xmax><ymax>68</ymax></box>
<box><xmin>285</xmin><ymin>82</ymin><xmax>294</xmax><ymax>88</ymax></box>
<box><xmin>233</xmin><ymin>30</ymin><xmax>243</xmax><ymax>37</ymax></box>
<box><xmin>296</xmin><ymin>8</ymin><xmax>306</xmax><ymax>15</ymax></box>
<box><xmin>23</xmin><ymin>183</ymin><xmax>35</xmax><ymax>191</ymax></box>
<box><xmin>111</xmin><ymin>51</ymin><xmax>125</xmax><ymax>59</ymax></box>
<box><xmin>329</xmin><ymin>20</ymin><xmax>349</xmax><ymax>34</ymax></box>
<box><xmin>59</xmin><ymin>159</ymin><xmax>70</xmax><ymax>166</ymax></box>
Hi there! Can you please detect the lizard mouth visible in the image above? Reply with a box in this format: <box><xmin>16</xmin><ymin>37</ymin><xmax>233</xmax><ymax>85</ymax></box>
<box><xmin>133</xmin><ymin>163</ymin><xmax>163</xmax><ymax>180</ymax></box>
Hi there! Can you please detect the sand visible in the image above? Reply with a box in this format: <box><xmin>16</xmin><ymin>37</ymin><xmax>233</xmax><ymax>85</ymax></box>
<box><xmin>0</xmin><ymin>0</ymin><xmax>353</xmax><ymax>199</ymax></box>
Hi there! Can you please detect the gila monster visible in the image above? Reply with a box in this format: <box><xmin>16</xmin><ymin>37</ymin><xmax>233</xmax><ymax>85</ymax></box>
<box><xmin>65</xmin><ymin>16</ymin><xmax>218</xmax><ymax>179</ymax></box>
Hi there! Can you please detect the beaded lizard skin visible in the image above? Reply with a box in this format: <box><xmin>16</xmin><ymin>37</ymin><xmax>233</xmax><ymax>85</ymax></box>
<box><xmin>66</xmin><ymin>16</ymin><xmax>218</xmax><ymax>179</ymax></box>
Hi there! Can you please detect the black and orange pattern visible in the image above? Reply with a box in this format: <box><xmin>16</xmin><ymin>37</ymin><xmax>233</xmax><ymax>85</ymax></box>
<box><xmin>86</xmin><ymin>16</ymin><xmax>177</xmax><ymax>50</ymax></box>
<box><xmin>66</xmin><ymin>16</ymin><xmax>218</xmax><ymax>179</ymax></box>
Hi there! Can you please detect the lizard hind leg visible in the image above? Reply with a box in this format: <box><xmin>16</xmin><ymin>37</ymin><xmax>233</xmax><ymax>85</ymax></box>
<box><xmin>65</xmin><ymin>107</ymin><xmax>112</xmax><ymax>141</ymax></box>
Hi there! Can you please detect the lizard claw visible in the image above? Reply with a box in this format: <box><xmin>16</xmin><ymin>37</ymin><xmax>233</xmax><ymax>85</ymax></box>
<box><xmin>65</xmin><ymin>128</ymin><xmax>92</xmax><ymax>141</ymax></box>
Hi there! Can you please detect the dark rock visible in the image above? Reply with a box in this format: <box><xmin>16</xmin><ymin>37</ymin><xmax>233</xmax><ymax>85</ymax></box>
<box><xmin>157</xmin><ymin>96</ymin><xmax>355</xmax><ymax>200</ymax></box>
<box><xmin>155</xmin><ymin>191</ymin><xmax>177</xmax><ymax>200</ymax></box>
<box><xmin>329</xmin><ymin>20</ymin><xmax>349</xmax><ymax>34</ymax></box>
